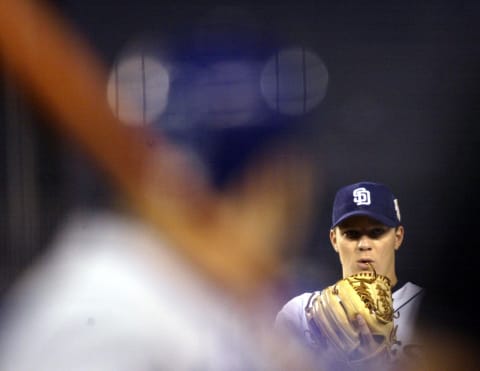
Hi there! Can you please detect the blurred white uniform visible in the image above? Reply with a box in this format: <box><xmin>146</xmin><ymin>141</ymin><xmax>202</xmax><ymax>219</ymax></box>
<box><xmin>0</xmin><ymin>211</ymin><xmax>276</xmax><ymax>371</ymax></box>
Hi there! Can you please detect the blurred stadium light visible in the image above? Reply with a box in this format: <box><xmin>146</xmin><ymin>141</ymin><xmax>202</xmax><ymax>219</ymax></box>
<box><xmin>261</xmin><ymin>47</ymin><xmax>329</xmax><ymax>115</ymax></box>
<box><xmin>107</xmin><ymin>54</ymin><xmax>170</xmax><ymax>126</ymax></box>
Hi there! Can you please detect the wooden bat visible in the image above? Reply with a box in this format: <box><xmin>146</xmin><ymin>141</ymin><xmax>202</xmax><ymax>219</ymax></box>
<box><xmin>0</xmin><ymin>0</ymin><xmax>314</xmax><ymax>301</ymax></box>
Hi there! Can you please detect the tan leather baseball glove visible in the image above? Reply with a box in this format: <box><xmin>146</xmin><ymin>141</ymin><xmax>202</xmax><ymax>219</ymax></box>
<box><xmin>305</xmin><ymin>264</ymin><xmax>397</xmax><ymax>366</ymax></box>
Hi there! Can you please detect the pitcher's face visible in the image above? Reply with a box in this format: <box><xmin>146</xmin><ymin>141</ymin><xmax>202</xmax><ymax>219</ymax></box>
<box><xmin>330</xmin><ymin>215</ymin><xmax>404</xmax><ymax>285</ymax></box>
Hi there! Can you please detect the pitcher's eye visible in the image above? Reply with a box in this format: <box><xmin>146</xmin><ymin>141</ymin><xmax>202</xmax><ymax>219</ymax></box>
<box><xmin>367</xmin><ymin>228</ymin><xmax>388</xmax><ymax>239</ymax></box>
<box><xmin>343</xmin><ymin>230</ymin><xmax>361</xmax><ymax>240</ymax></box>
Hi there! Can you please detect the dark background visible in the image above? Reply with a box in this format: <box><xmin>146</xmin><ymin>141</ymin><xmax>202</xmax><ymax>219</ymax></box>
<box><xmin>1</xmin><ymin>0</ymin><xmax>479</xmax><ymax>339</ymax></box>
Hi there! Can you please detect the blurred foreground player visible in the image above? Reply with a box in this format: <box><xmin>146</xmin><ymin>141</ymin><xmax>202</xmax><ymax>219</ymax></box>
<box><xmin>275</xmin><ymin>181</ymin><xmax>424</xmax><ymax>370</ymax></box>
<box><xmin>0</xmin><ymin>1</ymin><xmax>321</xmax><ymax>369</ymax></box>
<box><xmin>0</xmin><ymin>136</ymin><xmax>318</xmax><ymax>371</ymax></box>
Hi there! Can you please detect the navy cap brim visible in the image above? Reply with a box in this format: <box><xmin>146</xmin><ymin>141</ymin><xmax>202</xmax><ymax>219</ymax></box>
<box><xmin>331</xmin><ymin>210</ymin><xmax>399</xmax><ymax>229</ymax></box>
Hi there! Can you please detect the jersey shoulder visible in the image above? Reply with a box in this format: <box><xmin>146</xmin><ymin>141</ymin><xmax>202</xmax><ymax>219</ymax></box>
<box><xmin>393</xmin><ymin>281</ymin><xmax>424</xmax><ymax>310</ymax></box>
<box><xmin>275</xmin><ymin>292</ymin><xmax>315</xmax><ymax>328</ymax></box>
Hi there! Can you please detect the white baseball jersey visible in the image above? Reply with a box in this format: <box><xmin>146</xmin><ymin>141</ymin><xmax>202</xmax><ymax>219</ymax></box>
<box><xmin>275</xmin><ymin>281</ymin><xmax>424</xmax><ymax>365</ymax></box>
<box><xmin>0</xmin><ymin>211</ymin><xmax>289</xmax><ymax>371</ymax></box>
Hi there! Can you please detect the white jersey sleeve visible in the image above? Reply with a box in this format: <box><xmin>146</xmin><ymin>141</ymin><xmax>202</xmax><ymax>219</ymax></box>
<box><xmin>274</xmin><ymin>292</ymin><xmax>318</xmax><ymax>347</ymax></box>
<box><xmin>391</xmin><ymin>282</ymin><xmax>424</xmax><ymax>361</ymax></box>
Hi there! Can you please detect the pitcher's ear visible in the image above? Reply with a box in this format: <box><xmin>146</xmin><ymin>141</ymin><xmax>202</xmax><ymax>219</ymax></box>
<box><xmin>394</xmin><ymin>225</ymin><xmax>404</xmax><ymax>250</ymax></box>
<box><xmin>330</xmin><ymin>228</ymin><xmax>338</xmax><ymax>252</ymax></box>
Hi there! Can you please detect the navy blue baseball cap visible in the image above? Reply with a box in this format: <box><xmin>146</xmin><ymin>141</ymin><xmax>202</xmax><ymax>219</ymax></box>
<box><xmin>331</xmin><ymin>181</ymin><xmax>401</xmax><ymax>228</ymax></box>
